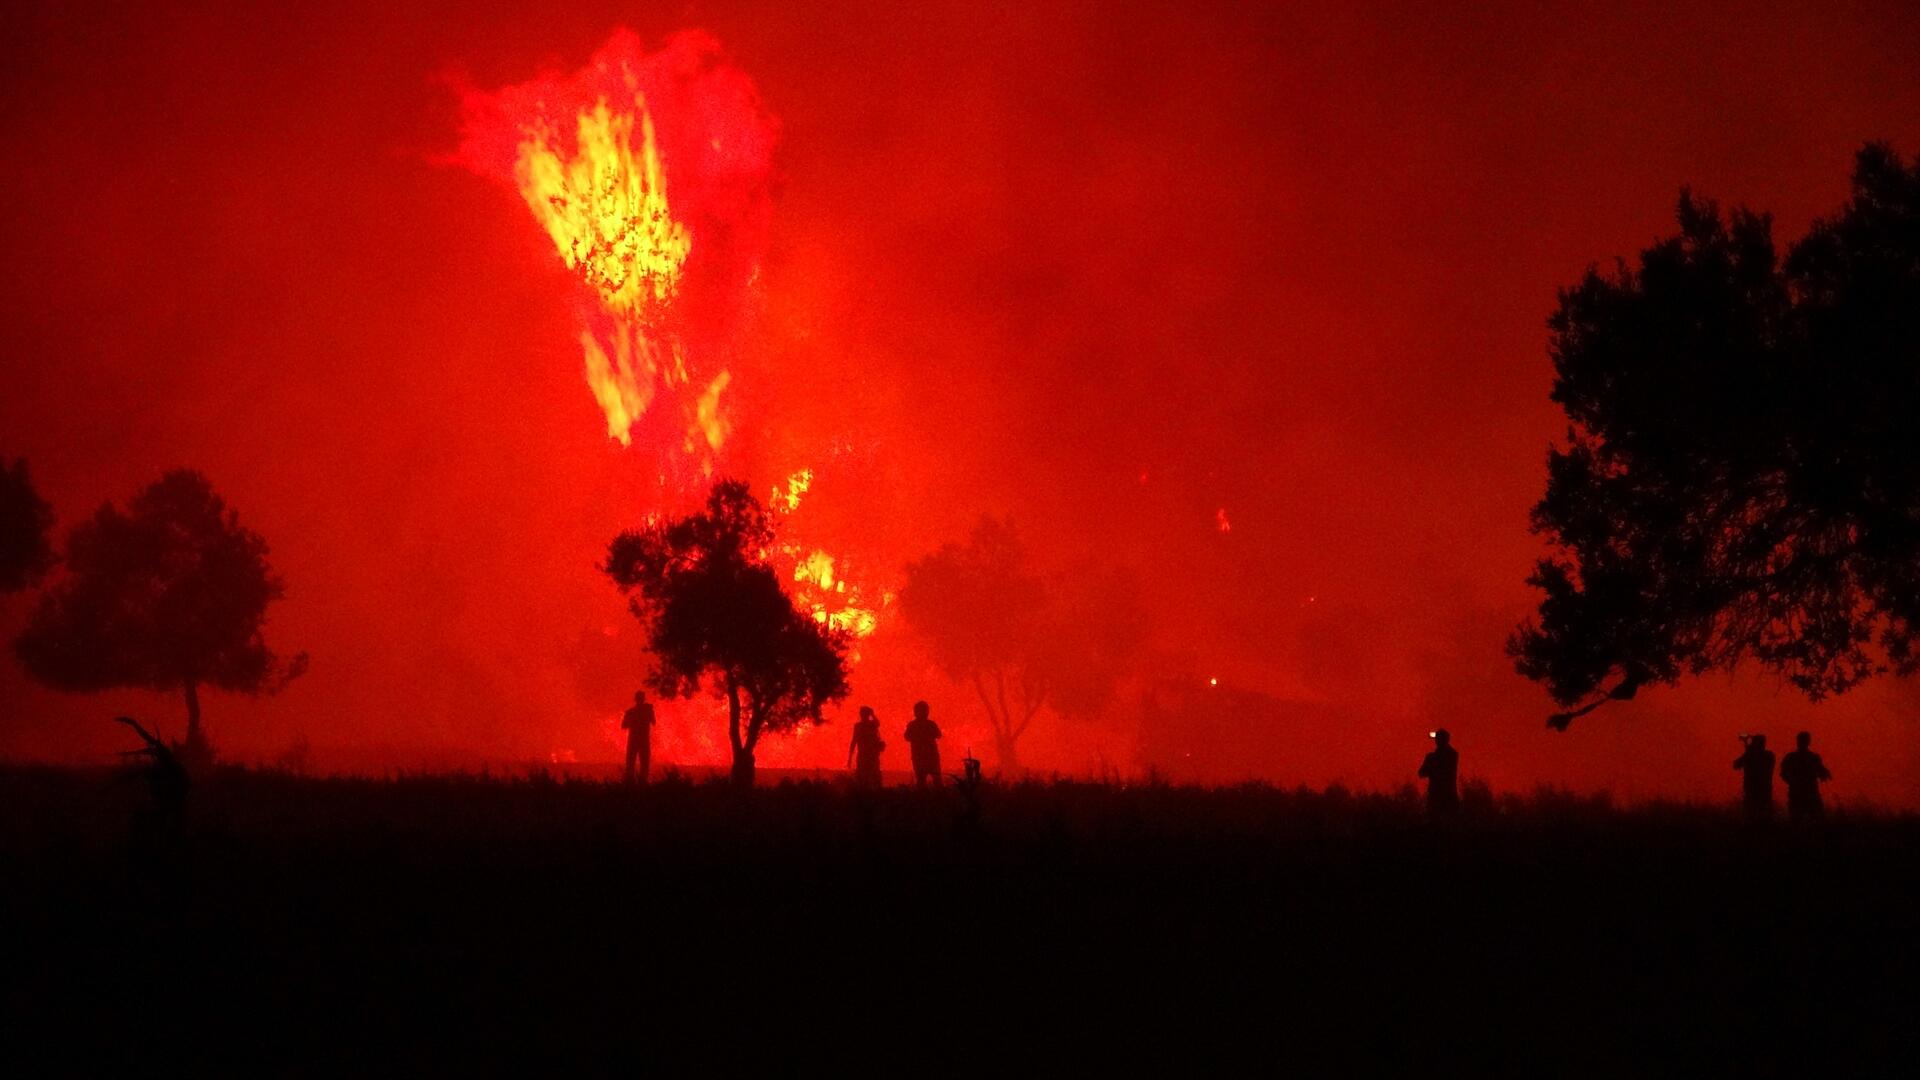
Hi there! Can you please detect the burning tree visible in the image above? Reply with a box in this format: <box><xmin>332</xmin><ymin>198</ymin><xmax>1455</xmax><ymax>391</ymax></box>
<box><xmin>604</xmin><ymin>480</ymin><xmax>850</xmax><ymax>787</ymax></box>
<box><xmin>14</xmin><ymin>470</ymin><xmax>306</xmax><ymax>762</ymax></box>
<box><xmin>901</xmin><ymin>517</ymin><xmax>1146</xmax><ymax>774</ymax></box>
<box><xmin>1512</xmin><ymin>143</ymin><xmax>1920</xmax><ymax>727</ymax></box>
<box><xmin>1</xmin><ymin>457</ymin><xmax>55</xmax><ymax>594</ymax></box>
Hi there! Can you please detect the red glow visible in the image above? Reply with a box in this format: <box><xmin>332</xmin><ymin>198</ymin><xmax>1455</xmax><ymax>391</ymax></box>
<box><xmin>3</xmin><ymin>4</ymin><xmax>1919</xmax><ymax>804</ymax></box>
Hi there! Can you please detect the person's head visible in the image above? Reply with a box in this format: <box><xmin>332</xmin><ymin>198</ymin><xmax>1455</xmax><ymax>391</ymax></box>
<box><xmin>860</xmin><ymin>705</ymin><xmax>875</xmax><ymax>723</ymax></box>
<box><xmin>1797</xmin><ymin>731</ymin><xmax>1811</xmax><ymax>750</ymax></box>
<box><xmin>1749</xmin><ymin>733</ymin><xmax>1766</xmax><ymax>749</ymax></box>
<box><xmin>634</xmin><ymin>690</ymin><xmax>648</xmax><ymax>704</ymax></box>
<box><xmin>1430</xmin><ymin>728</ymin><xmax>1450</xmax><ymax>747</ymax></box>
<box><xmin>914</xmin><ymin>700</ymin><xmax>929</xmax><ymax>720</ymax></box>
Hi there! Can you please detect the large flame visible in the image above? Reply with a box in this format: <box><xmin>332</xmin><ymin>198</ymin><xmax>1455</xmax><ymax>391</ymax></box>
<box><xmin>462</xmin><ymin>33</ymin><xmax>890</xmax><ymax>764</ymax></box>
<box><xmin>458</xmin><ymin>30</ymin><xmax>772</xmax><ymax>463</ymax></box>
<box><xmin>519</xmin><ymin>98</ymin><xmax>689</xmax><ymax>317</ymax></box>
<box><xmin>517</xmin><ymin>95</ymin><xmax>689</xmax><ymax>446</ymax></box>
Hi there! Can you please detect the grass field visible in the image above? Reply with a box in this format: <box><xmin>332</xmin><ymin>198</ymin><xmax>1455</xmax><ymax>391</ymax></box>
<box><xmin>3</xmin><ymin>766</ymin><xmax>1915</xmax><ymax>1074</ymax></box>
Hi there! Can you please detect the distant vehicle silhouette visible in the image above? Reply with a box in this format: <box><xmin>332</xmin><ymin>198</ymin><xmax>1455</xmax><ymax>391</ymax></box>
<box><xmin>904</xmin><ymin>701</ymin><xmax>942</xmax><ymax>787</ymax></box>
<box><xmin>1733</xmin><ymin>734</ymin><xmax>1776</xmax><ymax>820</ymax></box>
<box><xmin>847</xmin><ymin>705</ymin><xmax>885</xmax><ymax>789</ymax></box>
<box><xmin>622</xmin><ymin>690</ymin><xmax>657</xmax><ymax>784</ymax></box>
<box><xmin>113</xmin><ymin>715</ymin><xmax>188</xmax><ymax>840</ymax></box>
<box><xmin>1779</xmin><ymin>731</ymin><xmax>1831</xmax><ymax>822</ymax></box>
<box><xmin>1418</xmin><ymin>729</ymin><xmax>1459</xmax><ymax>814</ymax></box>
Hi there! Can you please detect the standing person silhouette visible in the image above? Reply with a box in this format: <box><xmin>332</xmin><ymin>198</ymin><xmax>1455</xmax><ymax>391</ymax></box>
<box><xmin>1733</xmin><ymin>734</ymin><xmax>1776</xmax><ymax>821</ymax></box>
<box><xmin>1418</xmin><ymin>729</ymin><xmax>1459</xmax><ymax>815</ymax></box>
<box><xmin>622</xmin><ymin>690</ymin><xmax>656</xmax><ymax>785</ymax></box>
<box><xmin>904</xmin><ymin>701</ymin><xmax>942</xmax><ymax>788</ymax></box>
<box><xmin>847</xmin><ymin>705</ymin><xmax>886</xmax><ymax>790</ymax></box>
<box><xmin>1778</xmin><ymin>731</ymin><xmax>1831</xmax><ymax>822</ymax></box>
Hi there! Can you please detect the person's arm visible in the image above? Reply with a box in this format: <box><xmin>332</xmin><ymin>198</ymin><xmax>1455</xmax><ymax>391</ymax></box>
<box><xmin>1418</xmin><ymin>757</ymin><xmax>1430</xmax><ymax>779</ymax></box>
<box><xmin>1818</xmin><ymin>758</ymin><xmax>1831</xmax><ymax>781</ymax></box>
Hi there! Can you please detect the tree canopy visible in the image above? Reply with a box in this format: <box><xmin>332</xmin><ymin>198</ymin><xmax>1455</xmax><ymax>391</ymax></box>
<box><xmin>15</xmin><ymin>469</ymin><xmax>305</xmax><ymax>756</ymax></box>
<box><xmin>901</xmin><ymin>516</ymin><xmax>1145</xmax><ymax>772</ymax></box>
<box><xmin>0</xmin><ymin>457</ymin><xmax>55</xmax><ymax>594</ymax></box>
<box><xmin>1511</xmin><ymin>143</ymin><xmax>1920</xmax><ymax>727</ymax></box>
<box><xmin>604</xmin><ymin>479</ymin><xmax>850</xmax><ymax>786</ymax></box>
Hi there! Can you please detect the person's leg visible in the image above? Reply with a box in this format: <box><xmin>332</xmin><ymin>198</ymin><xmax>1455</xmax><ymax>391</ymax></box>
<box><xmin>640</xmin><ymin>743</ymin><xmax>651</xmax><ymax>785</ymax></box>
<box><xmin>625</xmin><ymin>742</ymin><xmax>637</xmax><ymax>784</ymax></box>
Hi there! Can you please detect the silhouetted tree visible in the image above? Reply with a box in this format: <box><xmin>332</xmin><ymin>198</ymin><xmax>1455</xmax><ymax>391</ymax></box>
<box><xmin>1</xmin><ymin>457</ymin><xmax>55</xmax><ymax>594</ymax></box>
<box><xmin>901</xmin><ymin>517</ymin><xmax>1145</xmax><ymax>773</ymax></box>
<box><xmin>14</xmin><ymin>470</ymin><xmax>305</xmax><ymax>761</ymax></box>
<box><xmin>604</xmin><ymin>480</ymin><xmax>850</xmax><ymax>787</ymax></box>
<box><xmin>1512</xmin><ymin>143</ymin><xmax>1920</xmax><ymax>727</ymax></box>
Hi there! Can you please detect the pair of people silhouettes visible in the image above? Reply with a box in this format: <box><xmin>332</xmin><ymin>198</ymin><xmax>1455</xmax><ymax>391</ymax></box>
<box><xmin>1734</xmin><ymin>732</ymin><xmax>1831</xmax><ymax>822</ymax></box>
<box><xmin>846</xmin><ymin>701</ymin><xmax>943</xmax><ymax>787</ymax></box>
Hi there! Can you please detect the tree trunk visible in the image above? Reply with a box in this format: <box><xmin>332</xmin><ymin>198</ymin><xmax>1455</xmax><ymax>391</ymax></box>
<box><xmin>725</xmin><ymin>677</ymin><xmax>756</xmax><ymax>788</ymax></box>
<box><xmin>995</xmin><ymin>732</ymin><xmax>1021</xmax><ymax>778</ymax></box>
<box><xmin>181</xmin><ymin>678</ymin><xmax>210</xmax><ymax>766</ymax></box>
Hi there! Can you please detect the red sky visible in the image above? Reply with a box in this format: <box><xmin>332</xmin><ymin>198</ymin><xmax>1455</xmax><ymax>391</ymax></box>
<box><xmin>3</xmin><ymin>1</ymin><xmax>1919</xmax><ymax>803</ymax></box>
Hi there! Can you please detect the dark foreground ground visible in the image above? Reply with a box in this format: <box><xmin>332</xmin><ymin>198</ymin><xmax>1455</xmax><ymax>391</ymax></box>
<box><xmin>2</xmin><ymin>767</ymin><xmax>1916</xmax><ymax>1076</ymax></box>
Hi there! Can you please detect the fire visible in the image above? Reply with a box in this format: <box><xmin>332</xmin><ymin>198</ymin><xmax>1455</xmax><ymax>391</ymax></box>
<box><xmin>521</xmin><ymin>93</ymin><xmax>695</xmax><ymax>450</ymax></box>
<box><xmin>460</xmin><ymin>34</ymin><xmax>889</xmax><ymax>757</ymax></box>
<box><xmin>457</xmin><ymin>30</ymin><xmax>775</xmax><ymax>464</ymax></box>
<box><xmin>518</xmin><ymin>98</ymin><xmax>690</xmax><ymax>318</ymax></box>
<box><xmin>769</xmin><ymin>468</ymin><xmax>883</xmax><ymax>639</ymax></box>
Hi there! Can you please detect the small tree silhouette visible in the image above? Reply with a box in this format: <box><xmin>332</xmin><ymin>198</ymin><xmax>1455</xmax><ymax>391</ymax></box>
<box><xmin>902</xmin><ymin>517</ymin><xmax>1144</xmax><ymax>774</ymax></box>
<box><xmin>604</xmin><ymin>479</ymin><xmax>850</xmax><ymax>787</ymax></box>
<box><xmin>1512</xmin><ymin>143</ymin><xmax>1920</xmax><ymax>727</ymax></box>
<box><xmin>15</xmin><ymin>469</ymin><xmax>306</xmax><ymax>761</ymax></box>
<box><xmin>0</xmin><ymin>457</ymin><xmax>55</xmax><ymax>594</ymax></box>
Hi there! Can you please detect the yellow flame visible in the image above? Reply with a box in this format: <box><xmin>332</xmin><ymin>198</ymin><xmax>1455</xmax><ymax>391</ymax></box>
<box><xmin>778</xmin><ymin>540</ymin><xmax>882</xmax><ymax>639</ymax></box>
<box><xmin>692</xmin><ymin>372</ymin><xmax>731</xmax><ymax>454</ymax></box>
<box><xmin>772</xmin><ymin>469</ymin><xmax>813</xmax><ymax>513</ymax></box>
<box><xmin>794</xmin><ymin>550</ymin><xmax>836</xmax><ymax>591</ymax></box>
<box><xmin>517</xmin><ymin>96</ymin><xmax>690</xmax><ymax>317</ymax></box>
<box><xmin>515</xmin><ymin>94</ymin><xmax>716</xmax><ymax>450</ymax></box>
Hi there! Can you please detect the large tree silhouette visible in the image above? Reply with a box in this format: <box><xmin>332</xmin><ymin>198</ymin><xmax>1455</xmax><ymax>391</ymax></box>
<box><xmin>15</xmin><ymin>469</ymin><xmax>305</xmax><ymax>759</ymax></box>
<box><xmin>901</xmin><ymin>517</ymin><xmax>1145</xmax><ymax>773</ymax></box>
<box><xmin>604</xmin><ymin>480</ymin><xmax>850</xmax><ymax>787</ymax></box>
<box><xmin>1</xmin><ymin>457</ymin><xmax>54</xmax><ymax>594</ymax></box>
<box><xmin>1512</xmin><ymin>143</ymin><xmax>1920</xmax><ymax>727</ymax></box>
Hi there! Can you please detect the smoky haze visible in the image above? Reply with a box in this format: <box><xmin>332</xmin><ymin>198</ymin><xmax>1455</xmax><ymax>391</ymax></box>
<box><xmin>3</xmin><ymin>1</ymin><xmax>1919</xmax><ymax>802</ymax></box>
